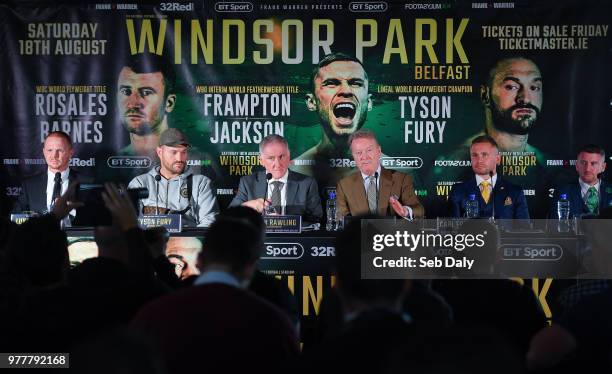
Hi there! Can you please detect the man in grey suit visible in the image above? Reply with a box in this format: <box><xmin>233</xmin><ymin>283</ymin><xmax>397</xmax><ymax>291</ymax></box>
<box><xmin>229</xmin><ymin>135</ymin><xmax>323</xmax><ymax>224</ymax></box>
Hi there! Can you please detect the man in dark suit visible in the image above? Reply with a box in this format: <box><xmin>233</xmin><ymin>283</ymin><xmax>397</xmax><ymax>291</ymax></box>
<box><xmin>13</xmin><ymin>131</ymin><xmax>90</xmax><ymax>215</ymax></box>
<box><xmin>448</xmin><ymin>135</ymin><xmax>529</xmax><ymax>219</ymax></box>
<box><xmin>132</xmin><ymin>207</ymin><xmax>299</xmax><ymax>373</ymax></box>
<box><xmin>550</xmin><ymin>144</ymin><xmax>610</xmax><ymax>218</ymax></box>
<box><xmin>229</xmin><ymin>134</ymin><xmax>322</xmax><ymax>224</ymax></box>
<box><xmin>336</xmin><ymin>130</ymin><xmax>424</xmax><ymax>219</ymax></box>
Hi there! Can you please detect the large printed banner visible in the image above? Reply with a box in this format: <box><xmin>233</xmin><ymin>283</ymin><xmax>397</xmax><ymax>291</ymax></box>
<box><xmin>1</xmin><ymin>0</ymin><xmax>610</xmax><ymax>217</ymax></box>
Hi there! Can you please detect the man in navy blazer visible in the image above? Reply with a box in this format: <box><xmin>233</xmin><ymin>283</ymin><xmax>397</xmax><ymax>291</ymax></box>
<box><xmin>550</xmin><ymin>144</ymin><xmax>610</xmax><ymax>218</ymax></box>
<box><xmin>229</xmin><ymin>134</ymin><xmax>323</xmax><ymax>224</ymax></box>
<box><xmin>13</xmin><ymin>131</ymin><xmax>91</xmax><ymax>214</ymax></box>
<box><xmin>449</xmin><ymin>135</ymin><xmax>529</xmax><ymax>219</ymax></box>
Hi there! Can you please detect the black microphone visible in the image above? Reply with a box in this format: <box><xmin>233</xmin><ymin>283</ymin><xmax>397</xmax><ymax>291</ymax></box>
<box><xmin>489</xmin><ymin>170</ymin><xmax>495</xmax><ymax>220</ymax></box>
<box><xmin>126</xmin><ymin>187</ymin><xmax>149</xmax><ymax>199</ymax></box>
<box><xmin>263</xmin><ymin>172</ymin><xmax>272</xmax><ymax>215</ymax></box>
<box><xmin>154</xmin><ymin>174</ymin><xmax>162</xmax><ymax>215</ymax></box>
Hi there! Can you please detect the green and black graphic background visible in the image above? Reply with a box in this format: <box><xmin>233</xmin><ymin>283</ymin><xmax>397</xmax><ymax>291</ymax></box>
<box><xmin>1</xmin><ymin>0</ymin><xmax>610</xmax><ymax>217</ymax></box>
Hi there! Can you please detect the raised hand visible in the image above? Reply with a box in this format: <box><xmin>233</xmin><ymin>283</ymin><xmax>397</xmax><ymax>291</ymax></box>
<box><xmin>101</xmin><ymin>183</ymin><xmax>139</xmax><ymax>231</ymax></box>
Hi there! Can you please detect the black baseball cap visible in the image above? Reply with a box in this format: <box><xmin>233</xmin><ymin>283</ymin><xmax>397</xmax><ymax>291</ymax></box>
<box><xmin>159</xmin><ymin>128</ymin><xmax>191</xmax><ymax>147</ymax></box>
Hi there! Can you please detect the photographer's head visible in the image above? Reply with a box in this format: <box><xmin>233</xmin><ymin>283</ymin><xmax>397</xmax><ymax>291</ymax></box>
<box><xmin>94</xmin><ymin>225</ymin><xmax>128</xmax><ymax>263</ymax></box>
<box><xmin>7</xmin><ymin>215</ymin><xmax>69</xmax><ymax>287</ymax></box>
<box><xmin>334</xmin><ymin>216</ymin><xmax>409</xmax><ymax>313</ymax></box>
<box><xmin>197</xmin><ymin>207</ymin><xmax>265</xmax><ymax>284</ymax></box>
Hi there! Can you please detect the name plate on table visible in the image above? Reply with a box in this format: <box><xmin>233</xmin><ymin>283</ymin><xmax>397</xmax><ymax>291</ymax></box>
<box><xmin>264</xmin><ymin>215</ymin><xmax>302</xmax><ymax>234</ymax></box>
<box><xmin>10</xmin><ymin>213</ymin><xmax>35</xmax><ymax>225</ymax></box>
<box><xmin>138</xmin><ymin>214</ymin><xmax>182</xmax><ymax>233</ymax></box>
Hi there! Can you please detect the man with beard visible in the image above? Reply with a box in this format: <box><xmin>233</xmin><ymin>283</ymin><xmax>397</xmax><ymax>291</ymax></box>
<box><xmin>430</xmin><ymin>57</ymin><xmax>549</xmax><ymax>217</ymax></box>
<box><xmin>291</xmin><ymin>53</ymin><xmax>373</xmax><ymax>189</ymax></box>
<box><xmin>480</xmin><ymin>57</ymin><xmax>543</xmax><ymax>153</ymax></box>
<box><xmin>116</xmin><ymin>55</ymin><xmax>176</xmax><ymax>159</ymax></box>
<box><xmin>128</xmin><ymin>129</ymin><xmax>218</xmax><ymax>227</ymax></box>
<box><xmin>448</xmin><ymin>135</ymin><xmax>529</xmax><ymax>219</ymax></box>
<box><xmin>114</xmin><ymin>56</ymin><xmax>217</xmax><ymax>182</ymax></box>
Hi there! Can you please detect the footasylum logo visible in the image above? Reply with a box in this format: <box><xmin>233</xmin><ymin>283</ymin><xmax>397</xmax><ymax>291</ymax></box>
<box><xmin>434</xmin><ymin>160</ymin><xmax>471</xmax><ymax>167</ymax></box>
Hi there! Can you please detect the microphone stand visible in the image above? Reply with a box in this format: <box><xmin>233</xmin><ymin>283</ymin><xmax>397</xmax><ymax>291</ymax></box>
<box><xmin>155</xmin><ymin>173</ymin><xmax>161</xmax><ymax>215</ymax></box>
<box><xmin>489</xmin><ymin>170</ymin><xmax>496</xmax><ymax>222</ymax></box>
<box><xmin>374</xmin><ymin>171</ymin><xmax>379</xmax><ymax>214</ymax></box>
<box><xmin>596</xmin><ymin>172</ymin><xmax>605</xmax><ymax>215</ymax></box>
<box><xmin>263</xmin><ymin>172</ymin><xmax>272</xmax><ymax>216</ymax></box>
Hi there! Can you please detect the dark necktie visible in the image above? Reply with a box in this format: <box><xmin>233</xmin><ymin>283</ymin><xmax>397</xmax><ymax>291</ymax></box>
<box><xmin>271</xmin><ymin>181</ymin><xmax>284</xmax><ymax>214</ymax></box>
<box><xmin>52</xmin><ymin>172</ymin><xmax>62</xmax><ymax>205</ymax></box>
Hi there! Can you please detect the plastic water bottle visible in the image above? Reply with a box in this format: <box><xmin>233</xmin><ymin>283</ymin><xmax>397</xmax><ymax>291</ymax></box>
<box><xmin>464</xmin><ymin>194</ymin><xmax>479</xmax><ymax>218</ymax></box>
<box><xmin>557</xmin><ymin>193</ymin><xmax>571</xmax><ymax>232</ymax></box>
<box><xmin>557</xmin><ymin>194</ymin><xmax>570</xmax><ymax>220</ymax></box>
<box><xmin>326</xmin><ymin>191</ymin><xmax>338</xmax><ymax>231</ymax></box>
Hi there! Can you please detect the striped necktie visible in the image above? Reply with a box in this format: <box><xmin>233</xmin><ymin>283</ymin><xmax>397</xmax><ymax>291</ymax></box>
<box><xmin>271</xmin><ymin>181</ymin><xmax>284</xmax><ymax>214</ymax></box>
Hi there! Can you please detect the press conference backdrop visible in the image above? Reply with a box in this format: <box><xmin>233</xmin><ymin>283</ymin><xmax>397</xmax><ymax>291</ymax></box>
<box><xmin>1</xmin><ymin>0</ymin><xmax>611</xmax><ymax>217</ymax></box>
